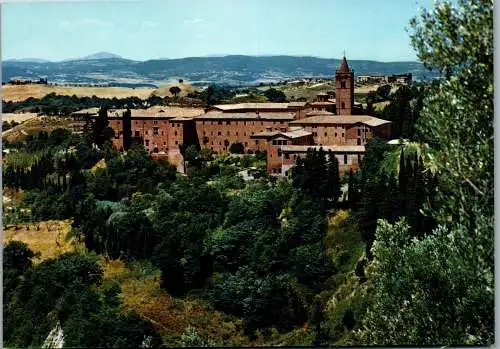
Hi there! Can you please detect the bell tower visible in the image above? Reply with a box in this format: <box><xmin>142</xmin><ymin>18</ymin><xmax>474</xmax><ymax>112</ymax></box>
<box><xmin>335</xmin><ymin>54</ymin><xmax>354</xmax><ymax>115</ymax></box>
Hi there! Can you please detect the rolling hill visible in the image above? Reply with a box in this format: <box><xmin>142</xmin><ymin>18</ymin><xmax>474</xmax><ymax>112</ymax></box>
<box><xmin>2</xmin><ymin>55</ymin><xmax>438</xmax><ymax>87</ymax></box>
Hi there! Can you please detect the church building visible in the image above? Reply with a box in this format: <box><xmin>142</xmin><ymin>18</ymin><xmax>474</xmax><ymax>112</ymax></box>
<box><xmin>79</xmin><ymin>55</ymin><xmax>392</xmax><ymax>175</ymax></box>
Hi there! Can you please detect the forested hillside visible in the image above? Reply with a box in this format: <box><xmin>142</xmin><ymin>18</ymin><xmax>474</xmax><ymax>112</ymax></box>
<box><xmin>2</xmin><ymin>0</ymin><xmax>493</xmax><ymax>347</ymax></box>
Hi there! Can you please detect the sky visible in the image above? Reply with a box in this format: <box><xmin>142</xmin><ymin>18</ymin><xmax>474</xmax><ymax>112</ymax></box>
<box><xmin>1</xmin><ymin>0</ymin><xmax>435</xmax><ymax>62</ymax></box>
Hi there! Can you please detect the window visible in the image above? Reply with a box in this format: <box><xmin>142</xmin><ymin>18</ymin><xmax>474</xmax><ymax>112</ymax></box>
<box><xmin>324</xmin><ymin>132</ymin><xmax>328</xmax><ymax>136</ymax></box>
<box><xmin>261</xmin><ymin>122</ymin><xmax>264</xmax><ymax>125</ymax></box>
<box><xmin>163</xmin><ymin>141</ymin><xmax>166</xmax><ymax>145</ymax></box>
<box><xmin>357</xmin><ymin>128</ymin><xmax>361</xmax><ymax>136</ymax></box>
<box><xmin>313</xmin><ymin>132</ymin><xmax>318</xmax><ymax>137</ymax></box>
<box><xmin>161</xmin><ymin>131</ymin><xmax>164</xmax><ymax>136</ymax></box>
<box><xmin>218</xmin><ymin>121</ymin><xmax>223</xmax><ymax>125</ymax></box>
<box><xmin>244</xmin><ymin>121</ymin><xmax>247</xmax><ymax>126</ymax></box>
<box><xmin>285</xmin><ymin>171</ymin><xmax>289</xmax><ymax>176</ymax></box>
<box><xmin>358</xmin><ymin>154</ymin><xmax>361</xmax><ymax>163</ymax></box>
<box><xmin>280</xmin><ymin>121</ymin><xmax>284</xmax><ymax>124</ymax></box>
<box><xmin>341</xmin><ymin>81</ymin><xmax>346</xmax><ymax>88</ymax></box>
<box><xmin>174</xmin><ymin>131</ymin><xmax>178</xmax><ymax>136</ymax></box>
<box><xmin>165</xmin><ymin>121</ymin><xmax>168</xmax><ymax>124</ymax></box>
<box><xmin>284</xmin><ymin>153</ymin><xmax>290</xmax><ymax>159</ymax></box>
<box><xmin>135</xmin><ymin>121</ymin><xmax>138</xmax><ymax>124</ymax></box>
<box><xmin>342</xmin><ymin>133</ymin><xmax>345</xmax><ymax>138</ymax></box>
<box><xmin>236</xmin><ymin>132</ymin><xmax>238</xmax><ymax>136</ymax></box>
<box><xmin>244</xmin><ymin>142</ymin><xmax>248</xmax><ymax>146</ymax></box>
<box><xmin>272</xmin><ymin>140</ymin><xmax>277</xmax><ymax>145</ymax></box>
<box><xmin>335</xmin><ymin>132</ymin><xmax>337</xmax><ymax>137</ymax></box>
<box><xmin>145</xmin><ymin>140</ymin><xmax>150</xmax><ymax>146</ymax></box>
<box><xmin>255</xmin><ymin>140</ymin><xmax>259</xmax><ymax>145</ymax></box>
<box><xmin>226</xmin><ymin>121</ymin><xmax>231</xmax><ymax>125</ymax></box>
<box><xmin>218</xmin><ymin>131</ymin><xmax>221</xmax><ymax>136</ymax></box>
<box><xmin>211</xmin><ymin>132</ymin><xmax>214</xmax><ymax>136</ymax></box>
<box><xmin>227</xmin><ymin>131</ymin><xmax>230</xmax><ymax>136</ymax></box>
<box><xmin>153</xmin><ymin>127</ymin><xmax>159</xmax><ymax>135</ymax></box>
<box><xmin>203</xmin><ymin>131</ymin><xmax>206</xmax><ymax>136</ymax></box>
<box><xmin>278</xmin><ymin>149</ymin><xmax>282</xmax><ymax>157</ymax></box>
<box><xmin>357</xmin><ymin>139</ymin><xmax>361</xmax><ymax>145</ymax></box>
<box><xmin>135</xmin><ymin>131</ymin><xmax>140</xmax><ymax>137</ymax></box>
<box><xmin>341</xmin><ymin>102</ymin><xmax>345</xmax><ymax>109</ymax></box>
<box><xmin>344</xmin><ymin>154</ymin><xmax>348</xmax><ymax>164</ymax></box>
<box><xmin>244</xmin><ymin>132</ymin><xmax>246</xmax><ymax>136</ymax></box>
<box><xmin>153</xmin><ymin>120</ymin><xmax>158</xmax><ymax>125</ymax></box>
<box><xmin>175</xmin><ymin>141</ymin><xmax>178</xmax><ymax>145</ymax></box>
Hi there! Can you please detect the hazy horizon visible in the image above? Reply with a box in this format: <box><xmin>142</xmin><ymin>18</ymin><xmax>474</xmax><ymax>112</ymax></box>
<box><xmin>2</xmin><ymin>0</ymin><xmax>435</xmax><ymax>62</ymax></box>
<box><xmin>4</xmin><ymin>51</ymin><xmax>425</xmax><ymax>63</ymax></box>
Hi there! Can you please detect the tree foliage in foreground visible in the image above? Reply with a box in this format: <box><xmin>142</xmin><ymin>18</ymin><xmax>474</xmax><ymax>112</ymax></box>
<box><xmin>358</xmin><ymin>0</ymin><xmax>493</xmax><ymax>345</ymax></box>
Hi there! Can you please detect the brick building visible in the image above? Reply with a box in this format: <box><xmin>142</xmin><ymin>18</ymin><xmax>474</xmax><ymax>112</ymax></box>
<box><xmin>80</xmin><ymin>55</ymin><xmax>391</xmax><ymax>175</ymax></box>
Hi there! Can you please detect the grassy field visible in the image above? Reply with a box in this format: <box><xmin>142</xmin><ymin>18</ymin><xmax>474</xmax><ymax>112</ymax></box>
<box><xmin>1</xmin><ymin>85</ymin><xmax>156</xmax><ymax>102</ymax></box>
<box><xmin>2</xmin><ymin>116</ymin><xmax>74</xmax><ymax>142</ymax></box>
<box><xmin>1</xmin><ymin>82</ymin><xmax>198</xmax><ymax>102</ymax></box>
<box><xmin>256</xmin><ymin>82</ymin><xmax>382</xmax><ymax>103</ymax></box>
<box><xmin>2</xmin><ymin>112</ymin><xmax>39</xmax><ymax>123</ymax></box>
<box><xmin>3</xmin><ymin>219</ymin><xmax>75</xmax><ymax>262</ymax></box>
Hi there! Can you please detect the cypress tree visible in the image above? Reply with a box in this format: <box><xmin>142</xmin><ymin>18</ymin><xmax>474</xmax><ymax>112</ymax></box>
<box><xmin>398</xmin><ymin>148</ymin><xmax>407</xmax><ymax>218</ymax></box>
<box><xmin>122</xmin><ymin>108</ymin><xmax>132</xmax><ymax>151</ymax></box>
<box><xmin>327</xmin><ymin>151</ymin><xmax>341</xmax><ymax>204</ymax></box>
<box><xmin>347</xmin><ymin>168</ymin><xmax>357</xmax><ymax>209</ymax></box>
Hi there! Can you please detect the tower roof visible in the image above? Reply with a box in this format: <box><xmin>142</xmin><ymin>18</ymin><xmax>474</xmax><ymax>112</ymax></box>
<box><xmin>338</xmin><ymin>56</ymin><xmax>350</xmax><ymax>73</ymax></box>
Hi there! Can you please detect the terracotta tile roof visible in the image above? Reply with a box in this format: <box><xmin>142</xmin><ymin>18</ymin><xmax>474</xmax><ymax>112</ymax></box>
<box><xmin>309</xmin><ymin>101</ymin><xmax>335</xmax><ymax>106</ymax></box>
<box><xmin>195</xmin><ymin>112</ymin><xmax>295</xmax><ymax>120</ymax></box>
<box><xmin>108</xmin><ymin>106</ymin><xmax>204</xmax><ymax>118</ymax></box>
<box><xmin>306</xmin><ymin>111</ymin><xmax>336</xmax><ymax>116</ymax></box>
<box><xmin>251</xmin><ymin>128</ymin><xmax>312</xmax><ymax>139</ymax></box>
<box><xmin>291</xmin><ymin>114</ymin><xmax>391</xmax><ymax>127</ymax></box>
<box><xmin>281</xmin><ymin>145</ymin><xmax>365</xmax><ymax>153</ymax></box>
<box><xmin>288</xmin><ymin>102</ymin><xmax>308</xmax><ymax>107</ymax></box>
<box><xmin>284</xmin><ymin>129</ymin><xmax>312</xmax><ymax>138</ymax></box>
<box><xmin>211</xmin><ymin>102</ymin><xmax>306</xmax><ymax>111</ymax></box>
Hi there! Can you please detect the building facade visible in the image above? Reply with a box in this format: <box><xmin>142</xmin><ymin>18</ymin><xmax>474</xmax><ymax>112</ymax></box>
<box><xmin>80</xmin><ymin>55</ymin><xmax>391</xmax><ymax>176</ymax></box>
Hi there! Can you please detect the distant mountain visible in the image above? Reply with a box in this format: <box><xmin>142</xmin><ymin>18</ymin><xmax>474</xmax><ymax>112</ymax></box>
<box><xmin>65</xmin><ymin>52</ymin><xmax>125</xmax><ymax>61</ymax></box>
<box><xmin>2</xmin><ymin>55</ymin><xmax>438</xmax><ymax>86</ymax></box>
<box><xmin>4</xmin><ymin>58</ymin><xmax>52</xmax><ymax>63</ymax></box>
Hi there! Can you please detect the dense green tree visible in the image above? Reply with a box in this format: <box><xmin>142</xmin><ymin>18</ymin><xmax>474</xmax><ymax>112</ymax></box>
<box><xmin>169</xmin><ymin>86</ymin><xmax>182</xmax><ymax>97</ymax></box>
<box><xmin>91</xmin><ymin>107</ymin><xmax>115</xmax><ymax>147</ymax></box>
<box><xmin>122</xmin><ymin>108</ymin><xmax>133</xmax><ymax>151</ymax></box>
<box><xmin>375</xmin><ymin>84</ymin><xmax>391</xmax><ymax>100</ymax></box>
<box><xmin>229</xmin><ymin>142</ymin><xmax>245</xmax><ymax>154</ymax></box>
<box><xmin>264</xmin><ymin>88</ymin><xmax>287</xmax><ymax>102</ymax></box>
<box><xmin>359</xmin><ymin>0</ymin><xmax>493</xmax><ymax>345</ymax></box>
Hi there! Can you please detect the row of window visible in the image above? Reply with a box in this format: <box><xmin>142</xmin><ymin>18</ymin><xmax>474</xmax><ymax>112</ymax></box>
<box><xmin>145</xmin><ymin>140</ymin><xmax>178</xmax><ymax>147</ymax></box>
<box><xmin>204</xmin><ymin>120</ymin><xmax>285</xmax><ymax>126</ymax></box>
<box><xmin>357</xmin><ymin>128</ymin><xmax>368</xmax><ymax>136</ymax></box>
<box><xmin>272</xmin><ymin>140</ymin><xmax>288</xmax><ymax>146</ymax></box>
<box><xmin>312</xmin><ymin>132</ymin><xmax>345</xmax><ymax>137</ymax></box>
<box><xmin>280</xmin><ymin>153</ymin><xmax>361</xmax><ymax>164</ymax></box>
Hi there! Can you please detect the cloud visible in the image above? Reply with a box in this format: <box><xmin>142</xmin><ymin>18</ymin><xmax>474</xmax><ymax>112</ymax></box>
<box><xmin>183</xmin><ymin>18</ymin><xmax>206</xmax><ymax>25</ymax></box>
<box><xmin>57</xmin><ymin>18</ymin><xmax>113</xmax><ymax>31</ymax></box>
